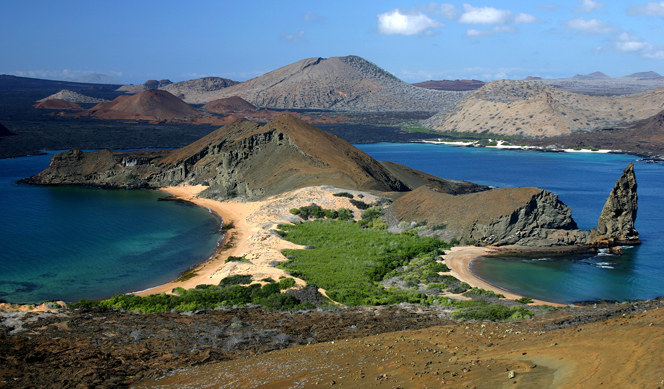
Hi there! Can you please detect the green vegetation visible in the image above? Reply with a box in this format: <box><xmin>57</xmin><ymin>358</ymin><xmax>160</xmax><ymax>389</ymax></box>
<box><xmin>463</xmin><ymin>287</ymin><xmax>505</xmax><ymax>299</ymax></box>
<box><xmin>278</xmin><ymin>219</ymin><xmax>449</xmax><ymax>306</ymax></box>
<box><xmin>70</xmin><ymin>277</ymin><xmax>320</xmax><ymax>313</ymax></box>
<box><xmin>225</xmin><ymin>255</ymin><xmax>249</xmax><ymax>263</ymax></box>
<box><xmin>452</xmin><ymin>304</ymin><xmax>533</xmax><ymax>321</ymax></box>
<box><xmin>516</xmin><ymin>297</ymin><xmax>534</xmax><ymax>304</ymax></box>
<box><xmin>333</xmin><ymin>192</ymin><xmax>354</xmax><ymax>199</ymax></box>
<box><xmin>290</xmin><ymin>204</ymin><xmax>353</xmax><ymax>221</ymax></box>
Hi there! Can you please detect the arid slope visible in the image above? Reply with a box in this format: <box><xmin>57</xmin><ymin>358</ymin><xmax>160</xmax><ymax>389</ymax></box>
<box><xmin>178</xmin><ymin>56</ymin><xmax>466</xmax><ymax>111</ymax></box>
<box><xmin>424</xmin><ymin>80</ymin><xmax>664</xmax><ymax>137</ymax></box>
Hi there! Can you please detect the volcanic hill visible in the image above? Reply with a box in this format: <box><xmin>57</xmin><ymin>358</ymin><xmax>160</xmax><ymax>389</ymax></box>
<box><xmin>424</xmin><ymin>80</ymin><xmax>664</xmax><ymax>137</ymax></box>
<box><xmin>74</xmin><ymin>89</ymin><xmax>202</xmax><ymax>121</ymax></box>
<box><xmin>116</xmin><ymin>79</ymin><xmax>173</xmax><ymax>93</ymax></box>
<box><xmin>33</xmin><ymin>99</ymin><xmax>82</xmax><ymax>110</ymax></box>
<box><xmin>202</xmin><ymin>96</ymin><xmax>256</xmax><ymax>113</ymax></box>
<box><xmin>160</xmin><ymin>77</ymin><xmax>240</xmax><ymax>100</ymax></box>
<box><xmin>177</xmin><ymin>56</ymin><xmax>466</xmax><ymax>111</ymax></box>
<box><xmin>37</xmin><ymin>89</ymin><xmax>108</xmax><ymax>104</ymax></box>
<box><xmin>533</xmin><ymin>70</ymin><xmax>664</xmax><ymax>96</ymax></box>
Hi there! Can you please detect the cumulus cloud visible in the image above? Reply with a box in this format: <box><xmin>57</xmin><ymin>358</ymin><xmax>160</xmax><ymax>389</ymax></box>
<box><xmin>458</xmin><ymin>4</ymin><xmax>512</xmax><ymax>24</ymax></box>
<box><xmin>627</xmin><ymin>1</ymin><xmax>664</xmax><ymax>17</ymax></box>
<box><xmin>575</xmin><ymin>0</ymin><xmax>605</xmax><ymax>13</ymax></box>
<box><xmin>282</xmin><ymin>30</ymin><xmax>306</xmax><ymax>42</ymax></box>
<box><xmin>377</xmin><ymin>8</ymin><xmax>443</xmax><ymax>35</ymax></box>
<box><xmin>644</xmin><ymin>50</ymin><xmax>664</xmax><ymax>59</ymax></box>
<box><xmin>613</xmin><ymin>32</ymin><xmax>652</xmax><ymax>52</ymax></box>
<box><xmin>466</xmin><ymin>26</ymin><xmax>517</xmax><ymax>37</ymax></box>
<box><xmin>302</xmin><ymin>11</ymin><xmax>327</xmax><ymax>23</ymax></box>
<box><xmin>458</xmin><ymin>4</ymin><xmax>538</xmax><ymax>25</ymax></box>
<box><xmin>563</xmin><ymin>17</ymin><xmax>617</xmax><ymax>34</ymax></box>
<box><xmin>419</xmin><ymin>3</ymin><xmax>458</xmax><ymax>19</ymax></box>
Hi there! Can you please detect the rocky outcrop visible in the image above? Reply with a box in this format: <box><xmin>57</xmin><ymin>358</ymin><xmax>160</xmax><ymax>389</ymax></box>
<box><xmin>0</xmin><ymin>122</ymin><xmax>14</xmax><ymax>137</ymax></box>
<box><xmin>388</xmin><ymin>186</ymin><xmax>590</xmax><ymax>247</ymax></box>
<box><xmin>590</xmin><ymin>162</ymin><xmax>640</xmax><ymax>246</ymax></box>
<box><xmin>161</xmin><ymin>77</ymin><xmax>240</xmax><ymax>100</ymax></box>
<box><xmin>22</xmin><ymin>115</ymin><xmax>424</xmax><ymax>199</ymax></box>
<box><xmin>202</xmin><ymin>96</ymin><xmax>256</xmax><ymax>113</ymax></box>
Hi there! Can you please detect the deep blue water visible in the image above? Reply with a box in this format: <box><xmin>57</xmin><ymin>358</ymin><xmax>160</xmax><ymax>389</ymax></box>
<box><xmin>358</xmin><ymin>143</ymin><xmax>664</xmax><ymax>304</ymax></box>
<box><xmin>0</xmin><ymin>151</ymin><xmax>221</xmax><ymax>304</ymax></box>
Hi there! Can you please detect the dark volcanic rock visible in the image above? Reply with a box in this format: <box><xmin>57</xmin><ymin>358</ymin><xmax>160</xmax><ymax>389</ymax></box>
<box><xmin>590</xmin><ymin>162</ymin><xmax>640</xmax><ymax>246</ymax></box>
<box><xmin>0</xmin><ymin>122</ymin><xmax>14</xmax><ymax>136</ymax></box>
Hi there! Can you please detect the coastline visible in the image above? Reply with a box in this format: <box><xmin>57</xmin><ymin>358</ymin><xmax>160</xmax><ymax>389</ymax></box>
<box><xmin>138</xmin><ymin>185</ymin><xmax>566</xmax><ymax>307</ymax></box>
<box><xmin>137</xmin><ymin>185</ymin><xmax>382</xmax><ymax>299</ymax></box>
<box><xmin>442</xmin><ymin>246</ymin><xmax>567</xmax><ymax>307</ymax></box>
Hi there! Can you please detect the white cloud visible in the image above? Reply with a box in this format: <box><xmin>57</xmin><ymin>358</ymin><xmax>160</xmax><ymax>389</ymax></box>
<box><xmin>514</xmin><ymin>13</ymin><xmax>538</xmax><ymax>24</ymax></box>
<box><xmin>377</xmin><ymin>9</ymin><xmax>443</xmax><ymax>35</ymax></box>
<box><xmin>627</xmin><ymin>1</ymin><xmax>664</xmax><ymax>17</ymax></box>
<box><xmin>575</xmin><ymin>0</ymin><xmax>605</xmax><ymax>13</ymax></box>
<box><xmin>282</xmin><ymin>30</ymin><xmax>306</xmax><ymax>42</ymax></box>
<box><xmin>644</xmin><ymin>50</ymin><xmax>664</xmax><ymax>59</ymax></box>
<box><xmin>302</xmin><ymin>11</ymin><xmax>327</xmax><ymax>23</ymax></box>
<box><xmin>437</xmin><ymin>3</ymin><xmax>458</xmax><ymax>19</ymax></box>
<box><xmin>459</xmin><ymin>4</ymin><xmax>512</xmax><ymax>24</ymax></box>
<box><xmin>564</xmin><ymin>18</ymin><xmax>617</xmax><ymax>34</ymax></box>
<box><xmin>458</xmin><ymin>4</ymin><xmax>538</xmax><ymax>25</ymax></box>
<box><xmin>466</xmin><ymin>26</ymin><xmax>517</xmax><ymax>37</ymax></box>
<box><xmin>613</xmin><ymin>33</ymin><xmax>652</xmax><ymax>52</ymax></box>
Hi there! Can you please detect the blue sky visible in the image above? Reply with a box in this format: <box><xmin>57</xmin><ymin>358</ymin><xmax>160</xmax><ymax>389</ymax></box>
<box><xmin>1</xmin><ymin>0</ymin><xmax>663</xmax><ymax>84</ymax></box>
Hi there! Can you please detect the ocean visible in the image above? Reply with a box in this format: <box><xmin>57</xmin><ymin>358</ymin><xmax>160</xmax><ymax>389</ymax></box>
<box><xmin>2</xmin><ymin>144</ymin><xmax>663</xmax><ymax>304</ymax></box>
<box><xmin>358</xmin><ymin>143</ymin><xmax>664</xmax><ymax>304</ymax></box>
<box><xmin>0</xmin><ymin>151</ymin><xmax>221</xmax><ymax>304</ymax></box>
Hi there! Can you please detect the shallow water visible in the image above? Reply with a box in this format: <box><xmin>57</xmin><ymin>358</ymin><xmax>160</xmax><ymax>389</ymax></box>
<box><xmin>0</xmin><ymin>151</ymin><xmax>221</xmax><ymax>303</ymax></box>
<box><xmin>358</xmin><ymin>143</ymin><xmax>664</xmax><ymax>303</ymax></box>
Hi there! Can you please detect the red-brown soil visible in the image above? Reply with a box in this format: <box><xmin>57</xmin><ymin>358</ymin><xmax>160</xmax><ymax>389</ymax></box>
<box><xmin>139</xmin><ymin>302</ymin><xmax>664</xmax><ymax>389</ymax></box>
<box><xmin>413</xmin><ymin>79</ymin><xmax>486</xmax><ymax>91</ymax></box>
<box><xmin>202</xmin><ymin>96</ymin><xmax>256</xmax><ymax>113</ymax></box>
<box><xmin>73</xmin><ymin>89</ymin><xmax>202</xmax><ymax>121</ymax></box>
<box><xmin>33</xmin><ymin>99</ymin><xmax>82</xmax><ymax>110</ymax></box>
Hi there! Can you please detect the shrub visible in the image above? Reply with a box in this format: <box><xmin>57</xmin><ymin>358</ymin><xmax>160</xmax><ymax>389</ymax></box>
<box><xmin>226</xmin><ymin>256</ymin><xmax>249</xmax><ymax>263</ymax></box>
<box><xmin>333</xmin><ymin>192</ymin><xmax>354</xmax><ymax>199</ymax></box>
<box><xmin>278</xmin><ymin>277</ymin><xmax>296</xmax><ymax>290</ymax></box>
<box><xmin>453</xmin><ymin>304</ymin><xmax>533</xmax><ymax>321</ymax></box>
<box><xmin>516</xmin><ymin>297</ymin><xmax>533</xmax><ymax>304</ymax></box>
<box><xmin>349</xmin><ymin>199</ymin><xmax>371</xmax><ymax>210</ymax></box>
<box><xmin>219</xmin><ymin>274</ymin><xmax>252</xmax><ymax>286</ymax></box>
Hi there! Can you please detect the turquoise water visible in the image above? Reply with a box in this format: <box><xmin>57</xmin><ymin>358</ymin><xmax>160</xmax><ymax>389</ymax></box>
<box><xmin>358</xmin><ymin>143</ymin><xmax>664</xmax><ymax>304</ymax></box>
<box><xmin>0</xmin><ymin>152</ymin><xmax>221</xmax><ymax>304</ymax></box>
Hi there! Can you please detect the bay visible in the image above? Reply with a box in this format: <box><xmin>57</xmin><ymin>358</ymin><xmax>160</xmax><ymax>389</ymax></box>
<box><xmin>358</xmin><ymin>143</ymin><xmax>664</xmax><ymax>304</ymax></box>
<box><xmin>0</xmin><ymin>151</ymin><xmax>221</xmax><ymax>304</ymax></box>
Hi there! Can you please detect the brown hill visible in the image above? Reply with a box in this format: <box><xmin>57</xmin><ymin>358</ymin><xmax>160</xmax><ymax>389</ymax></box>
<box><xmin>424</xmin><ymin>80</ymin><xmax>664</xmax><ymax>138</ymax></box>
<box><xmin>412</xmin><ymin>79</ymin><xmax>485</xmax><ymax>91</ymax></box>
<box><xmin>76</xmin><ymin>89</ymin><xmax>202</xmax><ymax>121</ymax></box>
<box><xmin>23</xmin><ymin>115</ymin><xmax>433</xmax><ymax>198</ymax></box>
<box><xmin>33</xmin><ymin>99</ymin><xmax>82</xmax><ymax>110</ymax></box>
<box><xmin>388</xmin><ymin>185</ymin><xmax>589</xmax><ymax>247</ymax></box>
<box><xmin>179</xmin><ymin>56</ymin><xmax>466</xmax><ymax>111</ymax></box>
<box><xmin>202</xmin><ymin>96</ymin><xmax>256</xmax><ymax>113</ymax></box>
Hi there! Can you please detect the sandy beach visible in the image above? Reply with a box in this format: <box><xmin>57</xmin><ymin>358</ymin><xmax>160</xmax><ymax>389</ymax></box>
<box><xmin>442</xmin><ymin>246</ymin><xmax>566</xmax><ymax>306</ymax></box>
<box><xmin>137</xmin><ymin>185</ymin><xmax>381</xmax><ymax>298</ymax></box>
<box><xmin>137</xmin><ymin>184</ymin><xmax>564</xmax><ymax>307</ymax></box>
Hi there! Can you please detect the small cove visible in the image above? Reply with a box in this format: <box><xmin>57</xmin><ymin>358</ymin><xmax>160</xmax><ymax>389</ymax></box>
<box><xmin>0</xmin><ymin>151</ymin><xmax>222</xmax><ymax>304</ymax></box>
<box><xmin>358</xmin><ymin>143</ymin><xmax>664</xmax><ymax>304</ymax></box>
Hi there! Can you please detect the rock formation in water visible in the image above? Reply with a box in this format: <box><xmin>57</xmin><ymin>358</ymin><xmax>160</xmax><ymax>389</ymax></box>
<box><xmin>590</xmin><ymin>162</ymin><xmax>640</xmax><ymax>246</ymax></box>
